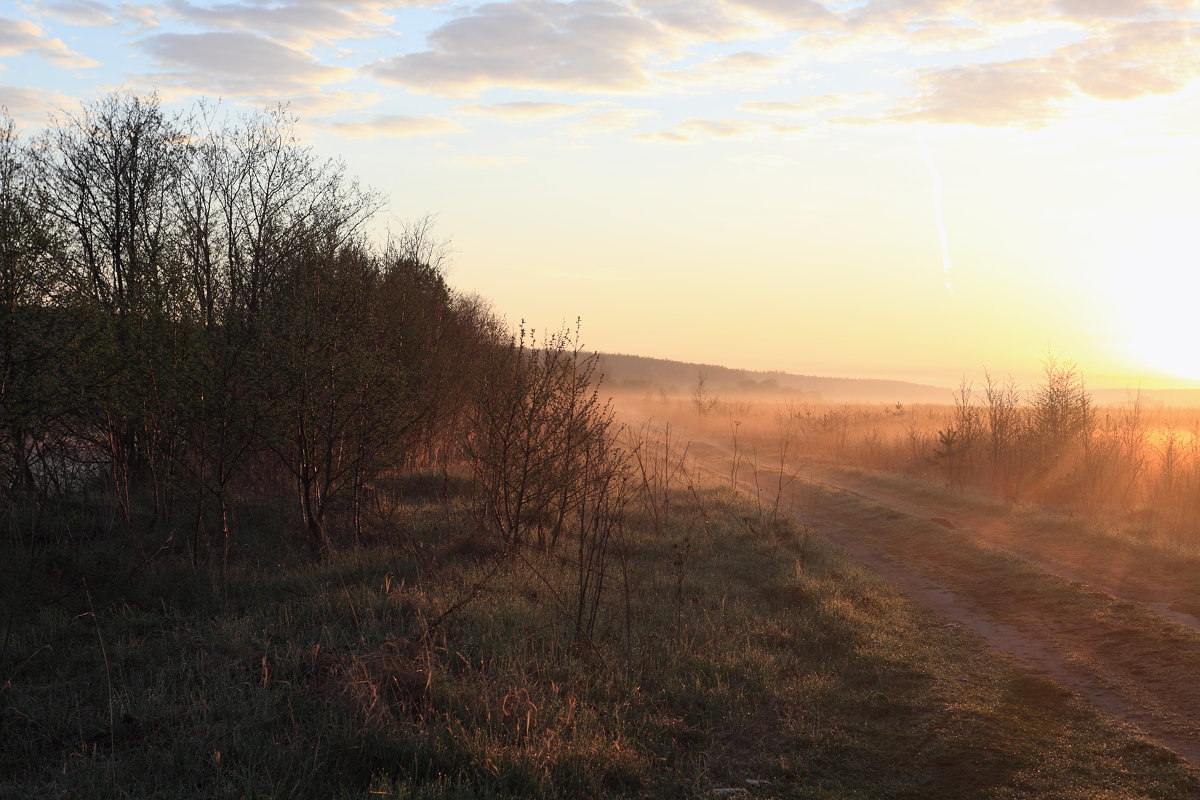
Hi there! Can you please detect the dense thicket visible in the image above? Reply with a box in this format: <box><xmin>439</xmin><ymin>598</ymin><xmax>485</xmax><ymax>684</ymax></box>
<box><xmin>0</xmin><ymin>92</ymin><xmax>613</xmax><ymax>563</ymax></box>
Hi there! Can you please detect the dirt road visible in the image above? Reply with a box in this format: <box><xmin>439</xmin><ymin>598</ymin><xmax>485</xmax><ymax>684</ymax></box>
<box><xmin>800</xmin><ymin>463</ymin><xmax>1200</xmax><ymax>631</ymax></box>
<box><xmin>697</xmin><ymin>446</ymin><xmax>1200</xmax><ymax>770</ymax></box>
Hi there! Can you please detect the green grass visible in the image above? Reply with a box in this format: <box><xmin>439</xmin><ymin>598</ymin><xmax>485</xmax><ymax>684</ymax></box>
<box><xmin>1</xmin><ymin>481</ymin><xmax>1197</xmax><ymax>798</ymax></box>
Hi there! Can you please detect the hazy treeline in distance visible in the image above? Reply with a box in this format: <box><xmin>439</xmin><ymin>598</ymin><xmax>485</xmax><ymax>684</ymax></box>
<box><xmin>594</xmin><ymin>353</ymin><xmax>951</xmax><ymax>404</ymax></box>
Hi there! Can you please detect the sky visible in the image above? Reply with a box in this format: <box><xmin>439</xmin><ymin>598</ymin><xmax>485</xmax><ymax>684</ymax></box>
<box><xmin>2</xmin><ymin>0</ymin><xmax>1199</xmax><ymax>389</ymax></box>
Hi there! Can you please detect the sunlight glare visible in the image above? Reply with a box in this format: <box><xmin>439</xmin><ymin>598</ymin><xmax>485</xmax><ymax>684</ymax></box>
<box><xmin>1107</xmin><ymin>227</ymin><xmax>1200</xmax><ymax>382</ymax></box>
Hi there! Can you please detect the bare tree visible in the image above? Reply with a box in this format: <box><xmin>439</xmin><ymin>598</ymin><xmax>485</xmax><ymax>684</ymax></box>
<box><xmin>0</xmin><ymin>113</ymin><xmax>75</xmax><ymax>504</ymax></box>
<box><xmin>691</xmin><ymin>372</ymin><xmax>717</xmax><ymax>418</ymax></box>
<box><xmin>263</xmin><ymin>224</ymin><xmax>464</xmax><ymax>559</ymax></box>
<box><xmin>168</xmin><ymin>105</ymin><xmax>380</xmax><ymax>560</ymax></box>
<box><xmin>29</xmin><ymin>92</ymin><xmax>191</xmax><ymax>531</ymax></box>
<box><xmin>1031</xmin><ymin>354</ymin><xmax>1093</xmax><ymax>468</ymax></box>
<box><xmin>983</xmin><ymin>371</ymin><xmax>1024</xmax><ymax>501</ymax></box>
<box><xmin>0</xmin><ymin>90</ymin><xmax>503</xmax><ymax>565</ymax></box>
<box><xmin>933</xmin><ymin>378</ymin><xmax>982</xmax><ymax>488</ymax></box>
<box><xmin>468</xmin><ymin>322</ymin><xmax>623</xmax><ymax>551</ymax></box>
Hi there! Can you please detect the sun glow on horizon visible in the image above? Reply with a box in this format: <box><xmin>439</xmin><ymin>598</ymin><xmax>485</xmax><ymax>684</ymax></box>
<box><xmin>1103</xmin><ymin>225</ymin><xmax>1200</xmax><ymax>384</ymax></box>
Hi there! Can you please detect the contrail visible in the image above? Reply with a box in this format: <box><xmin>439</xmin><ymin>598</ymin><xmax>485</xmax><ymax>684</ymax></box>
<box><xmin>920</xmin><ymin>138</ymin><xmax>955</xmax><ymax>294</ymax></box>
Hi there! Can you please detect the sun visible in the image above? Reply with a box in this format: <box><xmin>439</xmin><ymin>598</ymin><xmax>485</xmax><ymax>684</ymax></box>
<box><xmin>1104</xmin><ymin>228</ymin><xmax>1200</xmax><ymax>384</ymax></box>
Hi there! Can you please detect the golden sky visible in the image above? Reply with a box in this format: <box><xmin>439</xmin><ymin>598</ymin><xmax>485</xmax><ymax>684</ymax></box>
<box><xmin>4</xmin><ymin>0</ymin><xmax>1199</xmax><ymax>388</ymax></box>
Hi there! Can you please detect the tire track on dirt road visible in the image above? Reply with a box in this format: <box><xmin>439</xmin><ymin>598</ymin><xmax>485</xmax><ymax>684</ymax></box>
<box><xmin>693</xmin><ymin>451</ymin><xmax>1200</xmax><ymax>769</ymax></box>
<box><xmin>797</xmin><ymin>463</ymin><xmax>1200</xmax><ymax>633</ymax></box>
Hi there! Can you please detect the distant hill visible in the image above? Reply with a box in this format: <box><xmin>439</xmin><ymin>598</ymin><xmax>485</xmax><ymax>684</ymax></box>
<box><xmin>594</xmin><ymin>353</ymin><xmax>1200</xmax><ymax>408</ymax></box>
<box><xmin>594</xmin><ymin>352</ymin><xmax>954</xmax><ymax>404</ymax></box>
<box><xmin>1090</xmin><ymin>388</ymin><xmax>1200</xmax><ymax>408</ymax></box>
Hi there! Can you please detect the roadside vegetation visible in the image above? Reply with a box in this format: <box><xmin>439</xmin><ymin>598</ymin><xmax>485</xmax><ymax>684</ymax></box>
<box><xmin>3</xmin><ymin>92</ymin><xmax>1199</xmax><ymax>797</ymax></box>
<box><xmin>634</xmin><ymin>357</ymin><xmax>1200</xmax><ymax>554</ymax></box>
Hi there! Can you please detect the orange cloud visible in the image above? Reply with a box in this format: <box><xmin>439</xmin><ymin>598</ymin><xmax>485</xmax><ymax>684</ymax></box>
<box><xmin>637</xmin><ymin>117</ymin><xmax>805</xmax><ymax>142</ymax></box>
<box><xmin>0</xmin><ymin>16</ymin><xmax>99</xmax><ymax>67</ymax></box>
<box><xmin>456</xmin><ymin>101</ymin><xmax>586</xmax><ymax>120</ymax></box>
<box><xmin>328</xmin><ymin>114</ymin><xmax>465</xmax><ymax>138</ymax></box>
<box><xmin>860</xmin><ymin>19</ymin><xmax>1200</xmax><ymax>126</ymax></box>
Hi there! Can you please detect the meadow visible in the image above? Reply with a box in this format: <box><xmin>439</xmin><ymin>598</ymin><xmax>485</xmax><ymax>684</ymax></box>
<box><xmin>7</xmin><ymin>367</ymin><xmax>1200</xmax><ymax>797</ymax></box>
<box><xmin>6</xmin><ymin>455</ymin><xmax>1200</xmax><ymax>798</ymax></box>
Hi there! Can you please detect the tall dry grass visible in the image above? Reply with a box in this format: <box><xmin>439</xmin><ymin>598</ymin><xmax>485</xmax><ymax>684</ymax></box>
<box><xmin>612</xmin><ymin>369</ymin><xmax>1200</xmax><ymax>548</ymax></box>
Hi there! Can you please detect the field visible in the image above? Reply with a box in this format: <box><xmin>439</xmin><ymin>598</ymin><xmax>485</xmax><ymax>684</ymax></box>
<box><xmin>615</xmin><ymin>380</ymin><xmax>1200</xmax><ymax>773</ymax></box>
<box><xmin>5</xmin><ymin>385</ymin><xmax>1200</xmax><ymax>797</ymax></box>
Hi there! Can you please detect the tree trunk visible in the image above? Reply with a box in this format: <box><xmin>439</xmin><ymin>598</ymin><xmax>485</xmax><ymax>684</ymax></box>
<box><xmin>306</xmin><ymin>512</ymin><xmax>330</xmax><ymax>561</ymax></box>
<box><xmin>299</xmin><ymin>473</ymin><xmax>331</xmax><ymax>561</ymax></box>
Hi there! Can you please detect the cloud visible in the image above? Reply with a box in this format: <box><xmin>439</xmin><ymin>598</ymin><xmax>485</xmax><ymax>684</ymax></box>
<box><xmin>660</xmin><ymin>48</ymin><xmax>790</xmax><ymax>87</ymax></box>
<box><xmin>0</xmin><ymin>83</ymin><xmax>74</xmax><ymax>124</ymax></box>
<box><xmin>139</xmin><ymin>31</ymin><xmax>353</xmax><ymax>96</ymax></box>
<box><xmin>876</xmin><ymin>19</ymin><xmax>1200</xmax><ymax>126</ymax></box>
<box><xmin>279</xmin><ymin>90</ymin><xmax>382</xmax><ymax>117</ymax></box>
<box><xmin>717</xmin><ymin>50</ymin><xmax>780</xmax><ymax>70</ymax></box>
<box><xmin>456</xmin><ymin>101</ymin><xmax>586</xmax><ymax>120</ymax></box>
<box><xmin>450</xmin><ymin>155</ymin><xmax>534</xmax><ymax>167</ymax></box>
<box><xmin>820</xmin><ymin>0</ymin><xmax>1059</xmax><ymax>56</ymax></box>
<box><xmin>741</xmin><ymin>91</ymin><xmax>882</xmax><ymax>114</ymax></box>
<box><xmin>829</xmin><ymin>0</ymin><xmax>1192</xmax><ymax>58</ymax></box>
<box><xmin>40</xmin><ymin>1</ymin><xmax>116</xmax><ymax>27</ymax></box>
<box><xmin>1054</xmin><ymin>0</ymin><xmax>1194</xmax><ymax>21</ymax></box>
<box><xmin>1065</xmin><ymin>19</ymin><xmax>1200</xmax><ymax>100</ymax></box>
<box><xmin>366</xmin><ymin>0</ymin><xmax>674</xmax><ymax>96</ymax></box>
<box><xmin>566</xmin><ymin>105</ymin><xmax>656</xmax><ymax>133</ymax></box>
<box><xmin>890</xmin><ymin>59</ymin><xmax>1074</xmax><ymax>126</ymax></box>
<box><xmin>0</xmin><ymin>84</ymin><xmax>45</xmax><ymax>114</ymax></box>
<box><xmin>636</xmin><ymin>129</ymin><xmax>690</xmax><ymax>143</ymax></box>
<box><xmin>160</xmin><ymin>0</ymin><xmax>405</xmax><ymax>49</ymax></box>
<box><xmin>636</xmin><ymin>117</ymin><xmax>805</xmax><ymax>143</ymax></box>
<box><xmin>637</xmin><ymin>0</ymin><xmax>761</xmax><ymax>38</ymax></box>
<box><xmin>726</xmin><ymin>0</ymin><xmax>841</xmax><ymax>29</ymax></box>
<box><xmin>0</xmin><ymin>16</ymin><xmax>99</xmax><ymax>67</ymax></box>
<box><xmin>119</xmin><ymin>2</ymin><xmax>160</xmax><ymax>30</ymax></box>
<box><xmin>729</xmin><ymin>152</ymin><xmax>796</xmax><ymax>166</ymax></box>
<box><xmin>905</xmin><ymin>23</ymin><xmax>996</xmax><ymax>52</ymax></box>
<box><xmin>327</xmin><ymin>114</ymin><xmax>465</xmax><ymax>138</ymax></box>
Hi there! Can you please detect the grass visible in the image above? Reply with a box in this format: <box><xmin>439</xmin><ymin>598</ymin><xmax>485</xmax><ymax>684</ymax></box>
<box><xmin>2</xmin><ymin>478</ymin><xmax>1197</xmax><ymax>798</ymax></box>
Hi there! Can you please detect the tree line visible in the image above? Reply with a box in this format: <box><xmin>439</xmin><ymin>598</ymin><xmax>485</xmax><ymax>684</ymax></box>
<box><xmin>0</xmin><ymin>92</ymin><xmax>624</xmax><ymax>565</ymax></box>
